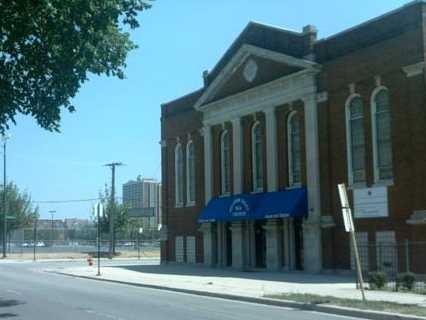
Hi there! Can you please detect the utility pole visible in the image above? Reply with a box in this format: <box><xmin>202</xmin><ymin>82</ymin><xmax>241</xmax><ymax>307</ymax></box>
<box><xmin>33</xmin><ymin>218</ymin><xmax>37</xmax><ymax>261</ymax></box>
<box><xmin>49</xmin><ymin>210</ymin><xmax>56</xmax><ymax>246</ymax></box>
<box><xmin>2</xmin><ymin>134</ymin><xmax>10</xmax><ymax>259</ymax></box>
<box><xmin>104</xmin><ymin>162</ymin><xmax>124</xmax><ymax>259</ymax></box>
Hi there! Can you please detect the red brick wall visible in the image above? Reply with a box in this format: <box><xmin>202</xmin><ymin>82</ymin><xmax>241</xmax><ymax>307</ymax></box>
<box><xmin>319</xmin><ymin>18</ymin><xmax>426</xmax><ymax>270</ymax></box>
<box><xmin>161</xmin><ymin>3</ymin><xmax>426</xmax><ymax>271</ymax></box>
<box><xmin>161</xmin><ymin>99</ymin><xmax>205</xmax><ymax>263</ymax></box>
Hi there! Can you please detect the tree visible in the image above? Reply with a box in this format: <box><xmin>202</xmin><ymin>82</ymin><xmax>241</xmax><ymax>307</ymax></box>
<box><xmin>92</xmin><ymin>185</ymin><xmax>129</xmax><ymax>253</ymax></box>
<box><xmin>1</xmin><ymin>182</ymin><xmax>39</xmax><ymax>237</ymax></box>
<box><xmin>0</xmin><ymin>0</ymin><xmax>152</xmax><ymax>132</ymax></box>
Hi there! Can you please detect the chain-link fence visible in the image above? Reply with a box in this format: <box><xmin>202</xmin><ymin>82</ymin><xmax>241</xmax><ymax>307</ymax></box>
<box><xmin>5</xmin><ymin>239</ymin><xmax>160</xmax><ymax>260</ymax></box>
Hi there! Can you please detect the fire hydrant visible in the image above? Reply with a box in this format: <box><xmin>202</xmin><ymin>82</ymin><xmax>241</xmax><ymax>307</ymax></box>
<box><xmin>87</xmin><ymin>255</ymin><xmax>93</xmax><ymax>267</ymax></box>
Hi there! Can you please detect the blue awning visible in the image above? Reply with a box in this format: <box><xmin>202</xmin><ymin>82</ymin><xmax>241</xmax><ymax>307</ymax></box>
<box><xmin>198</xmin><ymin>188</ymin><xmax>308</xmax><ymax>223</ymax></box>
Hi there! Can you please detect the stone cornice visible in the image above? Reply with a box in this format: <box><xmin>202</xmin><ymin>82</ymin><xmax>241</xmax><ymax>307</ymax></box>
<box><xmin>194</xmin><ymin>44</ymin><xmax>320</xmax><ymax>110</ymax></box>
<box><xmin>201</xmin><ymin>69</ymin><xmax>318</xmax><ymax>126</ymax></box>
<box><xmin>402</xmin><ymin>61</ymin><xmax>425</xmax><ymax>77</ymax></box>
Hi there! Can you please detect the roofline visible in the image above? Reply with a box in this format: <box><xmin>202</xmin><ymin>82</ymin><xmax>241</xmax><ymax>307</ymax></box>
<box><xmin>248</xmin><ymin>21</ymin><xmax>304</xmax><ymax>37</ymax></box>
<box><xmin>317</xmin><ymin>0</ymin><xmax>425</xmax><ymax>43</ymax></box>
<box><xmin>161</xmin><ymin>88</ymin><xmax>204</xmax><ymax>108</ymax></box>
<box><xmin>206</xmin><ymin>21</ymin><xmax>305</xmax><ymax>81</ymax></box>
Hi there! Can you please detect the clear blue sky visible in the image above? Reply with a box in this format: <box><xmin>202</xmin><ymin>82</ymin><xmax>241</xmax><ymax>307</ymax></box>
<box><xmin>7</xmin><ymin>0</ymin><xmax>408</xmax><ymax>219</ymax></box>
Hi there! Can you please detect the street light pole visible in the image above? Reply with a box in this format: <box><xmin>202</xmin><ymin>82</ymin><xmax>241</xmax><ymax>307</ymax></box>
<box><xmin>2</xmin><ymin>134</ymin><xmax>10</xmax><ymax>259</ymax></box>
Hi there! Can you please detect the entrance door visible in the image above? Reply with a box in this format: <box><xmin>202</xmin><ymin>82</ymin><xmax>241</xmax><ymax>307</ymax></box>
<box><xmin>254</xmin><ymin>220</ymin><xmax>266</xmax><ymax>268</ymax></box>
<box><xmin>294</xmin><ymin>218</ymin><xmax>304</xmax><ymax>270</ymax></box>
<box><xmin>226</xmin><ymin>222</ymin><xmax>232</xmax><ymax>267</ymax></box>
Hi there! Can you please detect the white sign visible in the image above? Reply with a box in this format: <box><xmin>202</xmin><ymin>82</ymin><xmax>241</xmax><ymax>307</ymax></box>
<box><xmin>95</xmin><ymin>202</ymin><xmax>104</xmax><ymax>217</ymax></box>
<box><xmin>354</xmin><ymin>187</ymin><xmax>388</xmax><ymax>218</ymax></box>
<box><xmin>342</xmin><ymin>208</ymin><xmax>355</xmax><ymax>232</ymax></box>
<box><xmin>338</xmin><ymin>184</ymin><xmax>354</xmax><ymax>232</ymax></box>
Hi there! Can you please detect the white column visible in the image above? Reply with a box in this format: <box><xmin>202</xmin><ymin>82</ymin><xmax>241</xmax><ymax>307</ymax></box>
<box><xmin>303</xmin><ymin>93</ymin><xmax>322</xmax><ymax>273</ymax></box>
<box><xmin>264</xmin><ymin>219</ymin><xmax>282</xmax><ymax>271</ymax></box>
<box><xmin>231</xmin><ymin>221</ymin><xmax>245</xmax><ymax>270</ymax></box>
<box><xmin>203</xmin><ymin>125</ymin><xmax>213</xmax><ymax>204</ymax></box>
<box><xmin>232</xmin><ymin>118</ymin><xmax>243</xmax><ymax>194</ymax></box>
<box><xmin>200</xmin><ymin>223</ymin><xmax>216</xmax><ymax>267</ymax></box>
<box><xmin>265</xmin><ymin>108</ymin><xmax>278</xmax><ymax>192</ymax></box>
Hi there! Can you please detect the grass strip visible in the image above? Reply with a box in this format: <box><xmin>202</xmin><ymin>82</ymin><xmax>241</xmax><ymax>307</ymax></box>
<box><xmin>266</xmin><ymin>293</ymin><xmax>426</xmax><ymax>317</ymax></box>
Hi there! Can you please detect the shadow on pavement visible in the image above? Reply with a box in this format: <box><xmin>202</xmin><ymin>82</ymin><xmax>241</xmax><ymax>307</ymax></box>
<box><xmin>110</xmin><ymin>264</ymin><xmax>355</xmax><ymax>284</ymax></box>
<box><xmin>0</xmin><ymin>298</ymin><xmax>24</xmax><ymax>318</ymax></box>
<box><xmin>0</xmin><ymin>313</ymin><xmax>17</xmax><ymax>318</ymax></box>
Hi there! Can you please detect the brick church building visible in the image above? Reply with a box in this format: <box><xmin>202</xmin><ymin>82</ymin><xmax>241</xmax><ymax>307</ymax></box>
<box><xmin>160</xmin><ymin>1</ymin><xmax>426</xmax><ymax>273</ymax></box>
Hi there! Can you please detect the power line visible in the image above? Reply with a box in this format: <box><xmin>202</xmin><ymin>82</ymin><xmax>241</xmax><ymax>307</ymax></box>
<box><xmin>32</xmin><ymin>198</ymin><xmax>102</xmax><ymax>204</ymax></box>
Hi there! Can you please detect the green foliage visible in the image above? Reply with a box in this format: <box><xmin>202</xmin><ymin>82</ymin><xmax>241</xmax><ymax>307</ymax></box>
<box><xmin>0</xmin><ymin>182</ymin><xmax>38</xmax><ymax>235</ymax></box>
<box><xmin>396</xmin><ymin>272</ymin><xmax>416</xmax><ymax>291</ymax></box>
<box><xmin>93</xmin><ymin>185</ymin><xmax>129</xmax><ymax>236</ymax></box>
<box><xmin>0</xmin><ymin>0</ymin><xmax>152</xmax><ymax>132</ymax></box>
<box><xmin>368</xmin><ymin>271</ymin><xmax>387</xmax><ymax>290</ymax></box>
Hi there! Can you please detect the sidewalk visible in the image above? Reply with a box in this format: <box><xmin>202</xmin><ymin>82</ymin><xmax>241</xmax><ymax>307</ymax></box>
<box><xmin>48</xmin><ymin>263</ymin><xmax>426</xmax><ymax>307</ymax></box>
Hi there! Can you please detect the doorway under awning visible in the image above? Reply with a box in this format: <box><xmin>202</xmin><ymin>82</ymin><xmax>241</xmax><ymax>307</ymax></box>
<box><xmin>198</xmin><ymin>187</ymin><xmax>308</xmax><ymax>223</ymax></box>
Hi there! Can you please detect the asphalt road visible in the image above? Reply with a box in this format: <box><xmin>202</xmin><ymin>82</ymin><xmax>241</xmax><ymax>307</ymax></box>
<box><xmin>0</xmin><ymin>260</ymin><xmax>363</xmax><ymax>320</ymax></box>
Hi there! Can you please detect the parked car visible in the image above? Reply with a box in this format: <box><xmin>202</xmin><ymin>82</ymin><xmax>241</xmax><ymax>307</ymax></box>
<box><xmin>36</xmin><ymin>241</ymin><xmax>46</xmax><ymax>247</ymax></box>
<box><xmin>122</xmin><ymin>242</ymin><xmax>134</xmax><ymax>247</ymax></box>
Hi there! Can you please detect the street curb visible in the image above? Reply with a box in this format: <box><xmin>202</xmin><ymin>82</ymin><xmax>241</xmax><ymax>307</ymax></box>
<box><xmin>50</xmin><ymin>271</ymin><xmax>426</xmax><ymax>320</ymax></box>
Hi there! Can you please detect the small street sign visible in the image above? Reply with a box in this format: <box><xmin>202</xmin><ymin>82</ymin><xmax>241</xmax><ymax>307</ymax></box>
<box><xmin>95</xmin><ymin>202</ymin><xmax>103</xmax><ymax>276</ymax></box>
<box><xmin>337</xmin><ymin>183</ymin><xmax>366</xmax><ymax>302</ymax></box>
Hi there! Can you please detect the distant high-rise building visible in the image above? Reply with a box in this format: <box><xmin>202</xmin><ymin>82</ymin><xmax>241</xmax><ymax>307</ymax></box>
<box><xmin>122</xmin><ymin>176</ymin><xmax>162</xmax><ymax>229</ymax></box>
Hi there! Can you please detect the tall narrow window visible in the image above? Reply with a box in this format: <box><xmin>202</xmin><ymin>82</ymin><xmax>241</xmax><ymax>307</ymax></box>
<box><xmin>220</xmin><ymin>130</ymin><xmax>231</xmax><ymax>195</ymax></box>
<box><xmin>287</xmin><ymin>112</ymin><xmax>301</xmax><ymax>187</ymax></box>
<box><xmin>186</xmin><ymin>141</ymin><xmax>195</xmax><ymax>205</ymax></box>
<box><xmin>346</xmin><ymin>96</ymin><xmax>366</xmax><ymax>184</ymax></box>
<box><xmin>175</xmin><ymin>143</ymin><xmax>184</xmax><ymax>206</ymax></box>
<box><xmin>372</xmin><ymin>88</ymin><xmax>393</xmax><ymax>181</ymax></box>
<box><xmin>251</xmin><ymin>121</ymin><xmax>264</xmax><ymax>192</ymax></box>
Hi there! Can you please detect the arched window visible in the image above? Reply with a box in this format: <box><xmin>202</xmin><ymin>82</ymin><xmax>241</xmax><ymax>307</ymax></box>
<box><xmin>346</xmin><ymin>95</ymin><xmax>366</xmax><ymax>184</ymax></box>
<box><xmin>372</xmin><ymin>88</ymin><xmax>393</xmax><ymax>182</ymax></box>
<box><xmin>175</xmin><ymin>143</ymin><xmax>184</xmax><ymax>206</ymax></box>
<box><xmin>186</xmin><ymin>141</ymin><xmax>195</xmax><ymax>205</ymax></box>
<box><xmin>251</xmin><ymin>121</ymin><xmax>264</xmax><ymax>192</ymax></box>
<box><xmin>287</xmin><ymin>112</ymin><xmax>301</xmax><ymax>187</ymax></box>
<box><xmin>220</xmin><ymin>130</ymin><xmax>231</xmax><ymax>195</ymax></box>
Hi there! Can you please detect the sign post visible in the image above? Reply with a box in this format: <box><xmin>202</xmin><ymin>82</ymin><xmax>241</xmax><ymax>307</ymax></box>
<box><xmin>138</xmin><ymin>227</ymin><xmax>143</xmax><ymax>260</ymax></box>
<box><xmin>95</xmin><ymin>202</ymin><xmax>104</xmax><ymax>276</ymax></box>
<box><xmin>337</xmin><ymin>183</ymin><xmax>366</xmax><ymax>302</ymax></box>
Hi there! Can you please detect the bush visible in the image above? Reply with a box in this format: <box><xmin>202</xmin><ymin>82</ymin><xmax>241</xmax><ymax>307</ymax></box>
<box><xmin>396</xmin><ymin>272</ymin><xmax>416</xmax><ymax>291</ymax></box>
<box><xmin>369</xmin><ymin>272</ymin><xmax>387</xmax><ymax>289</ymax></box>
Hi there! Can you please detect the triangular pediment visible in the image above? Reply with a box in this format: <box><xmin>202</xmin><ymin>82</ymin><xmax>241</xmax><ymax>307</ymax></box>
<box><xmin>194</xmin><ymin>45</ymin><xmax>319</xmax><ymax>109</ymax></box>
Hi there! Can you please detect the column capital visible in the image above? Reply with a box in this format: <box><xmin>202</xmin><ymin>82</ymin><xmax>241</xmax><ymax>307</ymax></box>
<box><xmin>200</xmin><ymin>125</ymin><xmax>212</xmax><ymax>137</ymax></box>
<box><xmin>264</xmin><ymin>106</ymin><xmax>276</xmax><ymax>115</ymax></box>
<box><xmin>231</xmin><ymin>117</ymin><xmax>242</xmax><ymax>125</ymax></box>
<box><xmin>301</xmin><ymin>92</ymin><xmax>317</xmax><ymax>104</ymax></box>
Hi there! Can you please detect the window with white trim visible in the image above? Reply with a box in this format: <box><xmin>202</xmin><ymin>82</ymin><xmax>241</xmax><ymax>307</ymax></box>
<box><xmin>287</xmin><ymin>112</ymin><xmax>301</xmax><ymax>187</ymax></box>
<box><xmin>220</xmin><ymin>130</ymin><xmax>231</xmax><ymax>195</ymax></box>
<box><xmin>175</xmin><ymin>143</ymin><xmax>184</xmax><ymax>206</ymax></box>
<box><xmin>372</xmin><ymin>88</ymin><xmax>393</xmax><ymax>182</ymax></box>
<box><xmin>251</xmin><ymin>121</ymin><xmax>264</xmax><ymax>192</ymax></box>
<box><xmin>186</xmin><ymin>141</ymin><xmax>195</xmax><ymax>205</ymax></box>
<box><xmin>346</xmin><ymin>96</ymin><xmax>366</xmax><ymax>184</ymax></box>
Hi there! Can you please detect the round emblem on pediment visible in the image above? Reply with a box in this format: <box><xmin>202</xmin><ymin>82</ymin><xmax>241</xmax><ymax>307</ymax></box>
<box><xmin>243</xmin><ymin>59</ymin><xmax>258</xmax><ymax>83</ymax></box>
